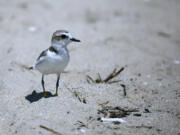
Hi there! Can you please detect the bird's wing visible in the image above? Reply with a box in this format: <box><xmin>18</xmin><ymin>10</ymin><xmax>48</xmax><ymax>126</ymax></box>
<box><xmin>36</xmin><ymin>49</ymin><xmax>48</xmax><ymax>61</ymax></box>
<box><xmin>36</xmin><ymin>46</ymin><xmax>58</xmax><ymax>61</ymax></box>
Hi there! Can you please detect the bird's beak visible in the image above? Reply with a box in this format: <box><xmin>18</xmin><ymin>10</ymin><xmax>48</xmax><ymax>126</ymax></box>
<box><xmin>70</xmin><ymin>37</ymin><xmax>81</xmax><ymax>42</ymax></box>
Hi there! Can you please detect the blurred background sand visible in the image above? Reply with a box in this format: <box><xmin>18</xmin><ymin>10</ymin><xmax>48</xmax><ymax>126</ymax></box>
<box><xmin>0</xmin><ymin>0</ymin><xmax>179</xmax><ymax>135</ymax></box>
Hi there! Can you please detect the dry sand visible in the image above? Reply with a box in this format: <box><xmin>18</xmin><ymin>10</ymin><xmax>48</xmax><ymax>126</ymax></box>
<box><xmin>0</xmin><ymin>0</ymin><xmax>180</xmax><ymax>135</ymax></box>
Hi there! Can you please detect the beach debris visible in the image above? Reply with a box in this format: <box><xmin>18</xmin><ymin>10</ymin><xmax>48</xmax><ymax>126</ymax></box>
<box><xmin>133</xmin><ymin>113</ymin><xmax>141</xmax><ymax>117</ymax></box>
<box><xmin>98</xmin><ymin>101</ymin><xmax>109</xmax><ymax>107</ymax></box>
<box><xmin>86</xmin><ymin>67</ymin><xmax>124</xmax><ymax>84</ymax></box>
<box><xmin>74</xmin><ymin>117</ymin><xmax>96</xmax><ymax>131</ymax></box>
<box><xmin>73</xmin><ymin>91</ymin><xmax>87</xmax><ymax>104</ymax></box>
<box><xmin>144</xmin><ymin>108</ymin><xmax>151</xmax><ymax>113</ymax></box>
<box><xmin>64</xmin><ymin>85</ymin><xmax>87</xmax><ymax>104</ymax></box>
<box><xmin>120</xmin><ymin>84</ymin><xmax>127</xmax><ymax>96</ymax></box>
<box><xmin>98</xmin><ymin>106</ymin><xmax>139</xmax><ymax>119</ymax></box>
<box><xmin>127</xmin><ymin>124</ymin><xmax>153</xmax><ymax>129</ymax></box>
<box><xmin>40</xmin><ymin>125</ymin><xmax>63</xmax><ymax>135</ymax></box>
<box><xmin>74</xmin><ymin>121</ymin><xmax>88</xmax><ymax>129</ymax></box>
<box><xmin>87</xmin><ymin>116</ymin><xmax>96</xmax><ymax>123</ymax></box>
<box><xmin>100</xmin><ymin>117</ymin><xmax>126</xmax><ymax>123</ymax></box>
<box><xmin>80</xmin><ymin>128</ymin><xmax>86</xmax><ymax>133</ymax></box>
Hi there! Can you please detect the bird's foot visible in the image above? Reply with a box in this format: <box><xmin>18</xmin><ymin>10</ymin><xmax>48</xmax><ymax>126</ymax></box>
<box><xmin>54</xmin><ymin>93</ymin><xmax>58</xmax><ymax>96</ymax></box>
<box><xmin>43</xmin><ymin>91</ymin><xmax>47</xmax><ymax>97</ymax></box>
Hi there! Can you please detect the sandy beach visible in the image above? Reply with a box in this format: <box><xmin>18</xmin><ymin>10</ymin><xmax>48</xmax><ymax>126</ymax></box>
<box><xmin>0</xmin><ymin>0</ymin><xmax>179</xmax><ymax>135</ymax></box>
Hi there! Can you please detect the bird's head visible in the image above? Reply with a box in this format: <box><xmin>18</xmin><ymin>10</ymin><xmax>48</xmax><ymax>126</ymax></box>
<box><xmin>51</xmin><ymin>30</ymin><xmax>80</xmax><ymax>46</ymax></box>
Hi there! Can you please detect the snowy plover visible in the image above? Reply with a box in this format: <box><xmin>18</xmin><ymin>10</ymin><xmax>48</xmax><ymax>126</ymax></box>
<box><xmin>30</xmin><ymin>30</ymin><xmax>80</xmax><ymax>97</ymax></box>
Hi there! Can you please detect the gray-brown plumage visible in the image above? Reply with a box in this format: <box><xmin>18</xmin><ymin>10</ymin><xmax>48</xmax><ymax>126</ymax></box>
<box><xmin>37</xmin><ymin>46</ymin><xmax>58</xmax><ymax>61</ymax></box>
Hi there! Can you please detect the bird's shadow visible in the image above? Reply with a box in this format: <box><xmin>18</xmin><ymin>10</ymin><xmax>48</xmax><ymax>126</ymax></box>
<box><xmin>25</xmin><ymin>90</ymin><xmax>55</xmax><ymax>103</ymax></box>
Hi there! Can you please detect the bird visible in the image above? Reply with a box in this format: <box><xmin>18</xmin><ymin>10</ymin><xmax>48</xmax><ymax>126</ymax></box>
<box><xmin>29</xmin><ymin>30</ymin><xmax>80</xmax><ymax>97</ymax></box>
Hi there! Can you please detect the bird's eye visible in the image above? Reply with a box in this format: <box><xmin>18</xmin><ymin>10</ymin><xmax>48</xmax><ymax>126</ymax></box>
<box><xmin>61</xmin><ymin>35</ymin><xmax>67</xmax><ymax>39</ymax></box>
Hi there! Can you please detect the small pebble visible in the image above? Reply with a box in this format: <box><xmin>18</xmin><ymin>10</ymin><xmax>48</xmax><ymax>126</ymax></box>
<box><xmin>173</xmin><ymin>60</ymin><xmax>180</xmax><ymax>65</ymax></box>
<box><xmin>143</xmin><ymin>82</ymin><xmax>148</xmax><ymax>86</ymax></box>
<box><xmin>80</xmin><ymin>129</ymin><xmax>86</xmax><ymax>133</ymax></box>
<box><xmin>133</xmin><ymin>113</ymin><xmax>141</xmax><ymax>117</ymax></box>
<box><xmin>28</xmin><ymin>26</ymin><xmax>37</xmax><ymax>33</ymax></box>
<box><xmin>144</xmin><ymin>108</ymin><xmax>151</xmax><ymax>113</ymax></box>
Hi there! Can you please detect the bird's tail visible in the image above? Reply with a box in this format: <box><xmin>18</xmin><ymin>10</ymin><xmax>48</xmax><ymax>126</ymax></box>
<box><xmin>29</xmin><ymin>66</ymin><xmax>33</xmax><ymax>70</ymax></box>
<box><xmin>19</xmin><ymin>64</ymin><xmax>34</xmax><ymax>70</ymax></box>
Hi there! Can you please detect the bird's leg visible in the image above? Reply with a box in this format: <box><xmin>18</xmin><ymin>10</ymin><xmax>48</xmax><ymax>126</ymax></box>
<box><xmin>41</xmin><ymin>75</ymin><xmax>47</xmax><ymax>97</ymax></box>
<box><xmin>55</xmin><ymin>74</ymin><xmax>60</xmax><ymax>96</ymax></box>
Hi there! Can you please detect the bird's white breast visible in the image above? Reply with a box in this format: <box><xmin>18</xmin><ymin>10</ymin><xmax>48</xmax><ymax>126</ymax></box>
<box><xmin>35</xmin><ymin>47</ymin><xmax>69</xmax><ymax>74</ymax></box>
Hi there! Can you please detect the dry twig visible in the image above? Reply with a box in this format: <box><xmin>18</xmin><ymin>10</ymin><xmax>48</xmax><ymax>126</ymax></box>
<box><xmin>73</xmin><ymin>91</ymin><xmax>87</xmax><ymax>104</ymax></box>
<box><xmin>74</xmin><ymin>121</ymin><xmax>88</xmax><ymax>129</ymax></box>
<box><xmin>127</xmin><ymin>124</ymin><xmax>153</xmax><ymax>129</ymax></box>
<box><xmin>98</xmin><ymin>101</ymin><xmax>109</xmax><ymax>107</ymax></box>
<box><xmin>64</xmin><ymin>84</ymin><xmax>86</xmax><ymax>104</ymax></box>
<box><xmin>40</xmin><ymin>125</ymin><xmax>63</xmax><ymax>135</ymax></box>
<box><xmin>120</xmin><ymin>84</ymin><xmax>126</xmax><ymax>96</ymax></box>
<box><xmin>86</xmin><ymin>67</ymin><xmax>124</xmax><ymax>84</ymax></box>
